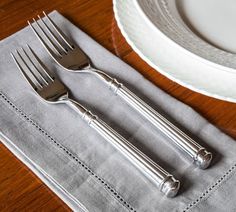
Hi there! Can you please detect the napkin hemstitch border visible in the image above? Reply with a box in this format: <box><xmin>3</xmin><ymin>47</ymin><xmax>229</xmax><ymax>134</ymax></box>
<box><xmin>0</xmin><ymin>91</ymin><xmax>136</xmax><ymax>212</ymax></box>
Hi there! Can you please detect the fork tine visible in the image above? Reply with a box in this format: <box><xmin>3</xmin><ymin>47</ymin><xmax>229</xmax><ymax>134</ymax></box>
<box><xmin>43</xmin><ymin>11</ymin><xmax>74</xmax><ymax>50</ymax></box>
<box><xmin>38</xmin><ymin>14</ymin><xmax>68</xmax><ymax>54</ymax></box>
<box><xmin>11</xmin><ymin>51</ymin><xmax>43</xmax><ymax>90</ymax></box>
<box><xmin>26</xmin><ymin>45</ymin><xmax>54</xmax><ymax>83</ymax></box>
<box><xmin>28</xmin><ymin>19</ymin><xmax>62</xmax><ymax>58</ymax></box>
<box><xmin>33</xmin><ymin>18</ymin><xmax>65</xmax><ymax>56</ymax></box>
<box><xmin>21</xmin><ymin>47</ymin><xmax>49</xmax><ymax>86</ymax></box>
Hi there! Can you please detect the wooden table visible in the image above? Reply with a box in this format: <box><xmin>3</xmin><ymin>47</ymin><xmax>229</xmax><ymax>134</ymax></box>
<box><xmin>1</xmin><ymin>0</ymin><xmax>236</xmax><ymax>211</ymax></box>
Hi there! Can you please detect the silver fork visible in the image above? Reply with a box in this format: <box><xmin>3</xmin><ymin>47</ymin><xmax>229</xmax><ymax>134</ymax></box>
<box><xmin>28</xmin><ymin>12</ymin><xmax>212</xmax><ymax>169</ymax></box>
<box><xmin>11</xmin><ymin>45</ymin><xmax>180</xmax><ymax>197</ymax></box>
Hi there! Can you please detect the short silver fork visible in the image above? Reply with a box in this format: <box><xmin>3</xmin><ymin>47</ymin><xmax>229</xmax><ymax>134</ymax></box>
<box><xmin>11</xmin><ymin>45</ymin><xmax>180</xmax><ymax>197</ymax></box>
<box><xmin>28</xmin><ymin>12</ymin><xmax>212</xmax><ymax>169</ymax></box>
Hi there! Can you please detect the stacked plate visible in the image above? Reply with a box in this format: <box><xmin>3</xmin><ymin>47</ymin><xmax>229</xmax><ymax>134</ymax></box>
<box><xmin>113</xmin><ymin>0</ymin><xmax>236</xmax><ymax>102</ymax></box>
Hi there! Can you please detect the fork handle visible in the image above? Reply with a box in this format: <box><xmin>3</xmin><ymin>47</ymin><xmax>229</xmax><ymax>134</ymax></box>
<box><xmin>64</xmin><ymin>98</ymin><xmax>180</xmax><ymax>197</ymax></box>
<box><xmin>101</xmin><ymin>76</ymin><xmax>212</xmax><ymax>169</ymax></box>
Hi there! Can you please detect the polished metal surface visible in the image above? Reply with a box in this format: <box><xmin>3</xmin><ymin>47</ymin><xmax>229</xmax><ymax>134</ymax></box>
<box><xmin>11</xmin><ymin>45</ymin><xmax>180</xmax><ymax>197</ymax></box>
<box><xmin>28</xmin><ymin>12</ymin><xmax>212</xmax><ymax>169</ymax></box>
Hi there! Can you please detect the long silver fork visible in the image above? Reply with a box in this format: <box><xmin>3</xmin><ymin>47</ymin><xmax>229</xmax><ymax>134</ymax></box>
<box><xmin>28</xmin><ymin>12</ymin><xmax>212</xmax><ymax>169</ymax></box>
<box><xmin>11</xmin><ymin>45</ymin><xmax>180</xmax><ymax>197</ymax></box>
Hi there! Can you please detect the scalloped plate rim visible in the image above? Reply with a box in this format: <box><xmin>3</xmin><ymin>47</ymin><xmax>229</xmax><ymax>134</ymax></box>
<box><xmin>113</xmin><ymin>0</ymin><xmax>236</xmax><ymax>103</ymax></box>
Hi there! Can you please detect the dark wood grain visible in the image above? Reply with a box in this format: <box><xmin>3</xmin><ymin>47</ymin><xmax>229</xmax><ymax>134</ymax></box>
<box><xmin>1</xmin><ymin>0</ymin><xmax>236</xmax><ymax>211</ymax></box>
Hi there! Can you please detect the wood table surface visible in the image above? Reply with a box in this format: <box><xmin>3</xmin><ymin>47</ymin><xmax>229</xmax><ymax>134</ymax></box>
<box><xmin>1</xmin><ymin>0</ymin><xmax>236</xmax><ymax>211</ymax></box>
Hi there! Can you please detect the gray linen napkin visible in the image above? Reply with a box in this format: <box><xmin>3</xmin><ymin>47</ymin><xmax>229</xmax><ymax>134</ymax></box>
<box><xmin>1</xmin><ymin>11</ymin><xmax>236</xmax><ymax>212</ymax></box>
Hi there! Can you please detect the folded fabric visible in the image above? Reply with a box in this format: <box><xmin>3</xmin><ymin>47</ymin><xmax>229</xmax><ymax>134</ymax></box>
<box><xmin>1</xmin><ymin>11</ymin><xmax>236</xmax><ymax>212</ymax></box>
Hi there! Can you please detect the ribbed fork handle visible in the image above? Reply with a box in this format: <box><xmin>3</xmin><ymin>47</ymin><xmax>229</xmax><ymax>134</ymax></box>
<box><xmin>63</xmin><ymin>98</ymin><xmax>180</xmax><ymax>197</ymax></box>
<box><xmin>89</xmin><ymin>68</ymin><xmax>212</xmax><ymax>169</ymax></box>
<box><xmin>113</xmin><ymin>82</ymin><xmax>212</xmax><ymax>169</ymax></box>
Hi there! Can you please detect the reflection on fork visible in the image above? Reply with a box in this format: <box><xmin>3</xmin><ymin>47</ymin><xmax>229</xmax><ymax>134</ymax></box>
<box><xmin>27</xmin><ymin>12</ymin><xmax>213</xmax><ymax>169</ymax></box>
<box><xmin>11</xmin><ymin>45</ymin><xmax>180</xmax><ymax>197</ymax></box>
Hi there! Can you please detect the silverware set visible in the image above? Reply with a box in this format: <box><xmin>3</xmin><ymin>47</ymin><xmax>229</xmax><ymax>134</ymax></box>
<box><xmin>11</xmin><ymin>12</ymin><xmax>213</xmax><ymax>197</ymax></box>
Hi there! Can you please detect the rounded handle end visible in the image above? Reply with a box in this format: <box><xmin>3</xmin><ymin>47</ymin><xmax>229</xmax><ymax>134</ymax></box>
<box><xmin>195</xmin><ymin>149</ymin><xmax>213</xmax><ymax>169</ymax></box>
<box><xmin>161</xmin><ymin>176</ymin><xmax>180</xmax><ymax>198</ymax></box>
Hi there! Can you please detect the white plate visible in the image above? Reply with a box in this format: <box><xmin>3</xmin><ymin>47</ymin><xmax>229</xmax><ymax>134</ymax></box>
<box><xmin>113</xmin><ymin>0</ymin><xmax>236</xmax><ymax>102</ymax></box>
<box><xmin>135</xmin><ymin>0</ymin><xmax>236</xmax><ymax>73</ymax></box>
